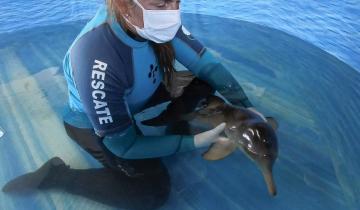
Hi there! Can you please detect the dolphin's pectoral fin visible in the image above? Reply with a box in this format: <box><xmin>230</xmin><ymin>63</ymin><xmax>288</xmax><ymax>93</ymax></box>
<box><xmin>202</xmin><ymin>140</ymin><xmax>237</xmax><ymax>161</ymax></box>
<box><xmin>266</xmin><ymin>117</ymin><xmax>279</xmax><ymax>130</ymax></box>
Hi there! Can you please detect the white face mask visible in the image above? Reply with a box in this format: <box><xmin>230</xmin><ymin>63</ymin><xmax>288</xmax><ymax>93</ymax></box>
<box><xmin>124</xmin><ymin>0</ymin><xmax>182</xmax><ymax>43</ymax></box>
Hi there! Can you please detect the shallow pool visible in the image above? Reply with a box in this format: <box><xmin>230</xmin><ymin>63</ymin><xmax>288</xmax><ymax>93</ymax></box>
<box><xmin>0</xmin><ymin>2</ymin><xmax>359</xmax><ymax>210</ymax></box>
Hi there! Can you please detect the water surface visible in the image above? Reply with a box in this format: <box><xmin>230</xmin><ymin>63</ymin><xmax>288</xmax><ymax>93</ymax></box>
<box><xmin>0</xmin><ymin>13</ymin><xmax>359</xmax><ymax>210</ymax></box>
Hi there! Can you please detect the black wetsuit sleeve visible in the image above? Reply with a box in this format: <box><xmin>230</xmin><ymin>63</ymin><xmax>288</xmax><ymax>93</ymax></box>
<box><xmin>171</xmin><ymin>25</ymin><xmax>253</xmax><ymax>108</ymax></box>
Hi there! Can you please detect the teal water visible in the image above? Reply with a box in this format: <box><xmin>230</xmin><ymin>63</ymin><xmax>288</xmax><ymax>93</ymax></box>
<box><xmin>0</xmin><ymin>14</ymin><xmax>359</xmax><ymax>210</ymax></box>
<box><xmin>1</xmin><ymin>0</ymin><xmax>359</xmax><ymax>71</ymax></box>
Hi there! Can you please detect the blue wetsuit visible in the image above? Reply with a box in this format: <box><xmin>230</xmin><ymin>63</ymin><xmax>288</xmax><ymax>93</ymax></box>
<box><xmin>62</xmin><ymin>5</ymin><xmax>252</xmax><ymax>160</ymax></box>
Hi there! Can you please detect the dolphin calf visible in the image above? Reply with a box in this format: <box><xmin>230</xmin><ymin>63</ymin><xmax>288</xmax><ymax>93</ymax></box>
<box><xmin>142</xmin><ymin>94</ymin><xmax>279</xmax><ymax>196</ymax></box>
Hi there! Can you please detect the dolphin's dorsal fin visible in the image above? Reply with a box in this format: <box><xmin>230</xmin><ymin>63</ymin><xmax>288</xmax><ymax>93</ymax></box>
<box><xmin>202</xmin><ymin>140</ymin><xmax>237</xmax><ymax>161</ymax></box>
<box><xmin>266</xmin><ymin>117</ymin><xmax>279</xmax><ymax>130</ymax></box>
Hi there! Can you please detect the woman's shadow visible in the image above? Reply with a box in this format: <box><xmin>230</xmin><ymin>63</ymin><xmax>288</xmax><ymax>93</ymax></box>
<box><xmin>2</xmin><ymin>156</ymin><xmax>171</xmax><ymax>210</ymax></box>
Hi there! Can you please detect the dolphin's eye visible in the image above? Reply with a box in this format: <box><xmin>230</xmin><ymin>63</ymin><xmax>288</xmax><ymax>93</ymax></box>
<box><xmin>263</xmin><ymin>154</ymin><xmax>271</xmax><ymax>158</ymax></box>
<box><xmin>262</xmin><ymin>139</ymin><xmax>272</xmax><ymax>148</ymax></box>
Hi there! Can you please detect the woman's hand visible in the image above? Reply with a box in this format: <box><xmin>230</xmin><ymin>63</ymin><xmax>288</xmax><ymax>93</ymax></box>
<box><xmin>194</xmin><ymin>122</ymin><xmax>229</xmax><ymax>148</ymax></box>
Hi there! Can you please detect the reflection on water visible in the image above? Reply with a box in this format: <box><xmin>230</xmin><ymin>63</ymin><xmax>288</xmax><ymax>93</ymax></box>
<box><xmin>0</xmin><ymin>14</ymin><xmax>359</xmax><ymax>210</ymax></box>
<box><xmin>0</xmin><ymin>126</ymin><xmax>4</xmax><ymax>138</ymax></box>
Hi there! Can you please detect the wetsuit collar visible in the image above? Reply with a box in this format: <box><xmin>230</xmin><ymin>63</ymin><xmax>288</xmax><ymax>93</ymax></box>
<box><xmin>109</xmin><ymin>15</ymin><xmax>148</xmax><ymax>48</ymax></box>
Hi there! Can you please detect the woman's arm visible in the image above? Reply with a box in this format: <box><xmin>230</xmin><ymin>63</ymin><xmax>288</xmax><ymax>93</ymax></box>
<box><xmin>171</xmin><ymin>26</ymin><xmax>253</xmax><ymax>108</ymax></box>
<box><xmin>102</xmin><ymin>121</ymin><xmax>226</xmax><ymax>159</ymax></box>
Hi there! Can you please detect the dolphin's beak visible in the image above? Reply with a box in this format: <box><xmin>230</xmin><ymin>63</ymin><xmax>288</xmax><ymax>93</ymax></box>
<box><xmin>261</xmin><ymin>167</ymin><xmax>277</xmax><ymax>196</ymax></box>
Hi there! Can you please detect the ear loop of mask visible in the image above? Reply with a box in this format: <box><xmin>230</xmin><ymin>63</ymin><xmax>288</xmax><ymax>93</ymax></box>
<box><xmin>132</xmin><ymin>0</ymin><xmax>146</xmax><ymax>10</ymax></box>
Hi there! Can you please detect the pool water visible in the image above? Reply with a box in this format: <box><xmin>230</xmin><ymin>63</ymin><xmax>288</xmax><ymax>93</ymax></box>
<box><xmin>1</xmin><ymin>2</ymin><xmax>360</xmax><ymax>210</ymax></box>
<box><xmin>1</xmin><ymin>0</ymin><xmax>359</xmax><ymax>71</ymax></box>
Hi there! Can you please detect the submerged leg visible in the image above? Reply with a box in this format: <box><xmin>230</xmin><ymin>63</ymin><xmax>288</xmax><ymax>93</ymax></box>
<box><xmin>63</xmin><ymin>121</ymin><xmax>163</xmax><ymax>177</ymax></box>
<box><xmin>3</xmin><ymin>157</ymin><xmax>170</xmax><ymax>210</ymax></box>
<box><xmin>2</xmin><ymin>157</ymin><xmax>68</xmax><ymax>193</ymax></box>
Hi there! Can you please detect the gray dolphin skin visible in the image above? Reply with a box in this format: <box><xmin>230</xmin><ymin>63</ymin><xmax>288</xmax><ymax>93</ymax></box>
<box><xmin>142</xmin><ymin>94</ymin><xmax>279</xmax><ymax>196</ymax></box>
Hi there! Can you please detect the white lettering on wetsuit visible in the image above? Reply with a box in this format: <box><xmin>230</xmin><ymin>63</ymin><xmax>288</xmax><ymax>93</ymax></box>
<box><xmin>91</xmin><ymin>60</ymin><xmax>113</xmax><ymax>125</ymax></box>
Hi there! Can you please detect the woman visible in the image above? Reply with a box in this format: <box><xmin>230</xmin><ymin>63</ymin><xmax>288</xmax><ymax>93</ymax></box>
<box><xmin>62</xmin><ymin>0</ymin><xmax>264</xmax><ymax>177</ymax></box>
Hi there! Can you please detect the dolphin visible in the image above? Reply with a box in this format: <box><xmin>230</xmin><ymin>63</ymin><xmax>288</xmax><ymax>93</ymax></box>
<box><xmin>142</xmin><ymin>95</ymin><xmax>279</xmax><ymax>196</ymax></box>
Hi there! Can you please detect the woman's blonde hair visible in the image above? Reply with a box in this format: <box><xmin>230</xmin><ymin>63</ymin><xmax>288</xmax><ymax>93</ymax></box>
<box><xmin>106</xmin><ymin>0</ymin><xmax>176</xmax><ymax>86</ymax></box>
